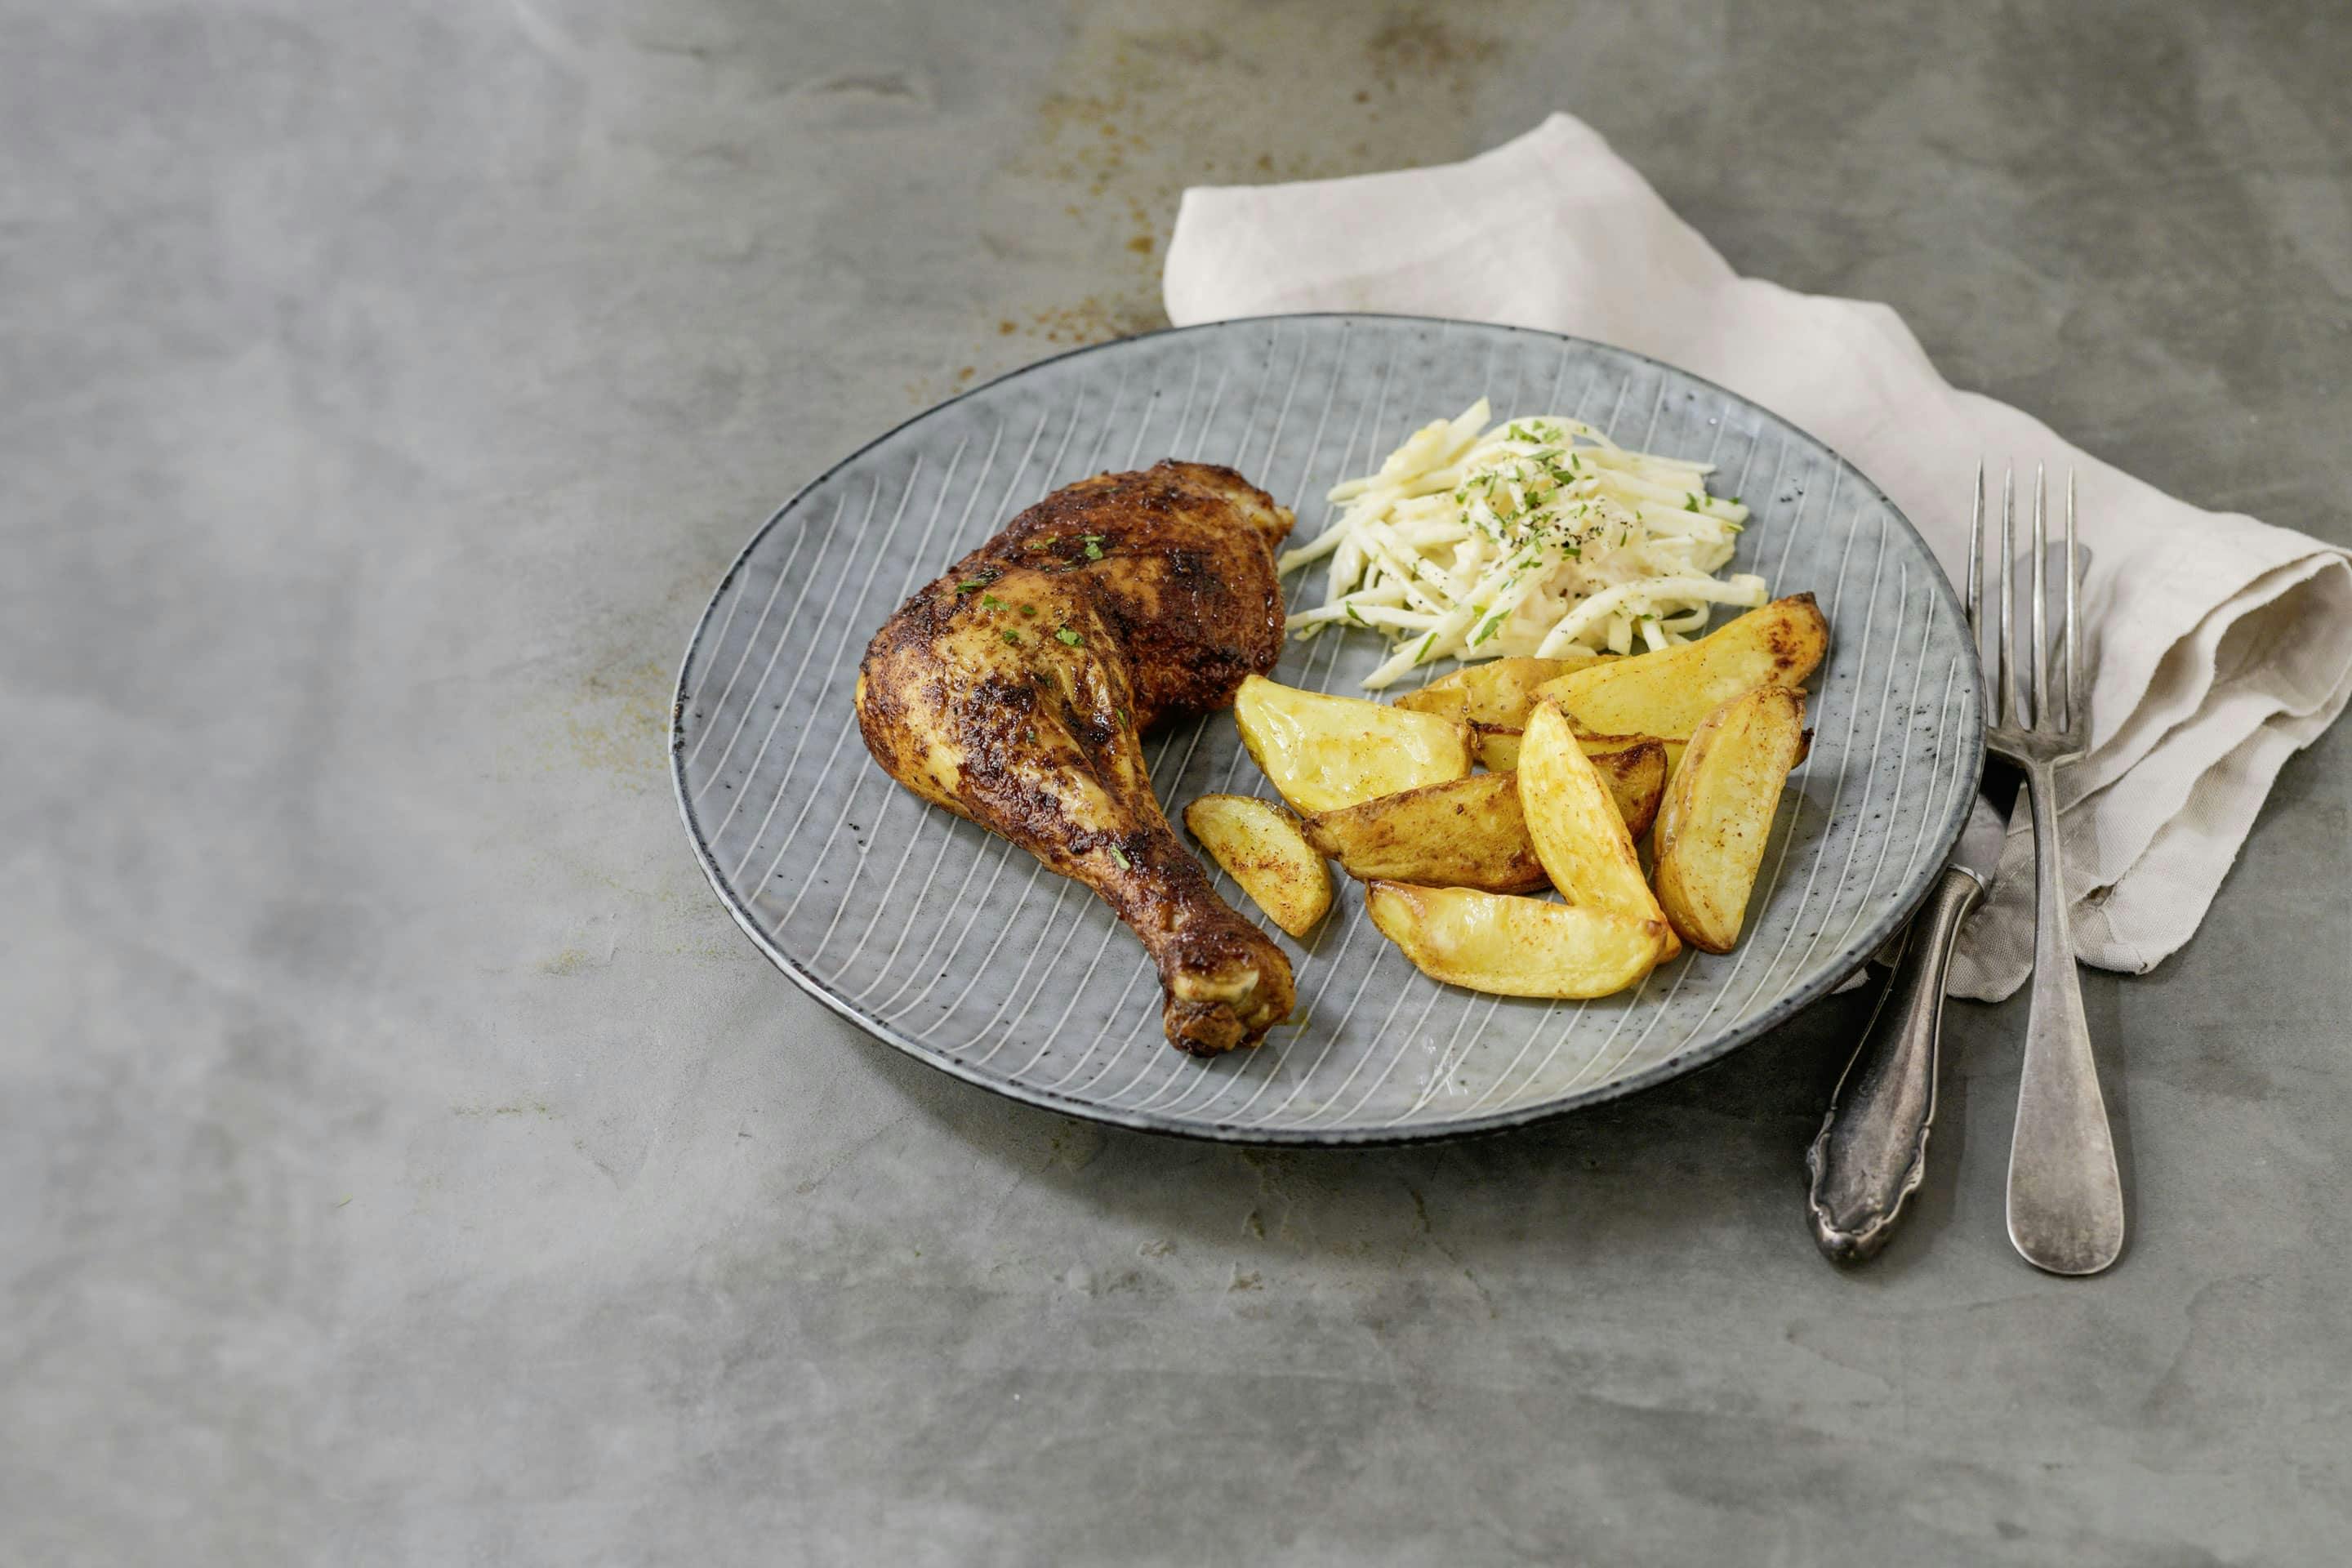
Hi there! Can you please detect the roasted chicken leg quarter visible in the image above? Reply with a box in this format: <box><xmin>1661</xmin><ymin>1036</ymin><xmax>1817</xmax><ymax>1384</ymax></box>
<box><xmin>855</xmin><ymin>461</ymin><xmax>1297</xmax><ymax>1056</ymax></box>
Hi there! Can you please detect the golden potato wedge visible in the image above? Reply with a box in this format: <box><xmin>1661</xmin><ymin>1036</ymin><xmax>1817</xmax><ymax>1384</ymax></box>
<box><xmin>1365</xmin><ymin>881</ymin><xmax>1665</xmax><ymax>999</ymax></box>
<box><xmin>1535</xmin><ymin>595</ymin><xmax>1829</xmax><ymax>739</ymax></box>
<box><xmin>1651</xmin><ymin>685</ymin><xmax>1809</xmax><ymax>954</ymax></box>
<box><xmin>1472</xmin><ymin>724</ymin><xmax>1522</xmax><ymax>773</ymax></box>
<box><xmin>1303</xmin><ymin>774</ymin><xmax>1546</xmax><ymax>894</ymax></box>
<box><xmin>1573</xmin><ymin>732</ymin><xmax>1655</xmax><ymax>759</ymax></box>
<box><xmin>1584</xmin><ymin>737</ymin><xmax>1669</xmax><ymax>843</ymax></box>
<box><xmin>1476</xmin><ymin>729</ymin><xmax>1666</xmax><ymax>838</ymax></box>
<box><xmin>1518</xmin><ymin>702</ymin><xmax>1679</xmax><ymax>960</ymax></box>
<box><xmin>1233</xmin><ymin>674</ymin><xmax>1471</xmax><ymax>814</ymax></box>
<box><xmin>1183</xmin><ymin>793</ymin><xmax>1331</xmax><ymax>938</ymax></box>
<box><xmin>1394</xmin><ymin>653</ymin><xmax>1608</xmax><ymax>728</ymax></box>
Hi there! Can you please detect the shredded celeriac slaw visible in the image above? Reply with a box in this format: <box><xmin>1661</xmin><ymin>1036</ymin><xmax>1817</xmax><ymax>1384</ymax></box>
<box><xmin>1278</xmin><ymin>399</ymin><xmax>1765</xmax><ymax>689</ymax></box>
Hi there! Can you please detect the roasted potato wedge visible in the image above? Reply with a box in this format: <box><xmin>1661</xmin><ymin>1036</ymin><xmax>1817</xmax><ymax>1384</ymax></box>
<box><xmin>1183</xmin><ymin>793</ymin><xmax>1331</xmax><ymax>938</ymax></box>
<box><xmin>1651</xmin><ymin>685</ymin><xmax>1809</xmax><ymax>954</ymax></box>
<box><xmin>1473</xmin><ymin>729</ymin><xmax>1666</xmax><ymax>838</ymax></box>
<box><xmin>1470</xmin><ymin>724</ymin><xmax>1522</xmax><ymax>773</ymax></box>
<box><xmin>1233</xmin><ymin>674</ymin><xmax>1471</xmax><ymax>814</ymax></box>
<box><xmin>1582</xmin><ymin>737</ymin><xmax>1669</xmax><ymax>842</ymax></box>
<box><xmin>1393</xmin><ymin>653</ymin><xmax>1609</xmax><ymax>728</ymax></box>
<box><xmin>1535</xmin><ymin>595</ymin><xmax>1828</xmax><ymax>740</ymax></box>
<box><xmin>1365</xmin><ymin>881</ymin><xmax>1666</xmax><ymax>999</ymax></box>
<box><xmin>1575</xmin><ymin>732</ymin><xmax>1660</xmax><ymax>760</ymax></box>
<box><xmin>1518</xmin><ymin>702</ymin><xmax>1679</xmax><ymax>960</ymax></box>
<box><xmin>1303</xmin><ymin>774</ymin><xmax>1547</xmax><ymax>893</ymax></box>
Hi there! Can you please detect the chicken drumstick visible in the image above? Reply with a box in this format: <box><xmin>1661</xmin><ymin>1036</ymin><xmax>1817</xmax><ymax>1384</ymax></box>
<box><xmin>855</xmin><ymin>461</ymin><xmax>1298</xmax><ymax>1056</ymax></box>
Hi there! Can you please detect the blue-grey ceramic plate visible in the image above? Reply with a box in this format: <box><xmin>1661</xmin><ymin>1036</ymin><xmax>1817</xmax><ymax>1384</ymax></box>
<box><xmin>672</xmin><ymin>315</ymin><xmax>1981</xmax><ymax>1144</ymax></box>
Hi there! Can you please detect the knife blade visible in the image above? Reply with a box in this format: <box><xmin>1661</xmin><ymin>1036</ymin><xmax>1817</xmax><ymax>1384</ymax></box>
<box><xmin>1803</xmin><ymin>798</ymin><xmax>2005</xmax><ymax>1263</ymax></box>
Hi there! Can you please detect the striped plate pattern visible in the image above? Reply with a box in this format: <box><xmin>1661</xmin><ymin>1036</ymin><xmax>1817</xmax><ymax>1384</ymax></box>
<box><xmin>672</xmin><ymin>316</ymin><xmax>1981</xmax><ymax>1144</ymax></box>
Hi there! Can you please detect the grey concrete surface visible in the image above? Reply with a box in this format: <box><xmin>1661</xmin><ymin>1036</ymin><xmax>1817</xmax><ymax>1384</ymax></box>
<box><xmin>7</xmin><ymin>1</ymin><xmax>2350</xmax><ymax>1563</ymax></box>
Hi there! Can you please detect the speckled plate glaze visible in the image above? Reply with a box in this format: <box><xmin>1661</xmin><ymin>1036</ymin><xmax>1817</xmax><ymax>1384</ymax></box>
<box><xmin>672</xmin><ymin>315</ymin><xmax>1981</xmax><ymax>1144</ymax></box>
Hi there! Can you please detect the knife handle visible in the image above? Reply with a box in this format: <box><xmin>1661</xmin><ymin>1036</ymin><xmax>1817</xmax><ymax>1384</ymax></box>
<box><xmin>1805</xmin><ymin>864</ymin><xmax>1984</xmax><ymax>1263</ymax></box>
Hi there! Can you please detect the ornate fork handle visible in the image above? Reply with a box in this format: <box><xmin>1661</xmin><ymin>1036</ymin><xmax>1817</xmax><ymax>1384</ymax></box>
<box><xmin>2004</xmin><ymin>760</ymin><xmax>2125</xmax><ymax>1274</ymax></box>
<box><xmin>1806</xmin><ymin>864</ymin><xmax>1984</xmax><ymax>1262</ymax></box>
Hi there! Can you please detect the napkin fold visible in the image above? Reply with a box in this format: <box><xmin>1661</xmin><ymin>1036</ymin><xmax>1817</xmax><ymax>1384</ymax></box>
<box><xmin>1165</xmin><ymin>114</ymin><xmax>2352</xmax><ymax>999</ymax></box>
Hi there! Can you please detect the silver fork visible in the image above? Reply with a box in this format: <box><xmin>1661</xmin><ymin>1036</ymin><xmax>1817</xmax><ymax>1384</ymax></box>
<box><xmin>1973</xmin><ymin>466</ymin><xmax>2124</xmax><ymax>1276</ymax></box>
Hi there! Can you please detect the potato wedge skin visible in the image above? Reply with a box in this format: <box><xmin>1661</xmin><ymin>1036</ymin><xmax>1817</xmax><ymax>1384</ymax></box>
<box><xmin>1651</xmin><ymin>686</ymin><xmax>1808</xmax><ymax>954</ymax></box>
<box><xmin>1234</xmin><ymin>675</ymin><xmax>1471</xmax><ymax>814</ymax></box>
<box><xmin>1394</xmin><ymin>654</ymin><xmax>1606</xmax><ymax>728</ymax></box>
<box><xmin>1365</xmin><ymin>881</ymin><xmax>1664</xmax><ymax>999</ymax></box>
<box><xmin>1574</xmin><ymin>733</ymin><xmax>1657</xmax><ymax>758</ymax></box>
<box><xmin>1183</xmin><ymin>793</ymin><xmax>1332</xmax><ymax>938</ymax></box>
<box><xmin>1303</xmin><ymin>774</ymin><xmax>1547</xmax><ymax>893</ymax></box>
<box><xmin>1518</xmin><ymin>702</ymin><xmax>1680</xmax><ymax>960</ymax></box>
<box><xmin>1472</xmin><ymin>724</ymin><xmax>1521</xmax><ymax>773</ymax></box>
<box><xmin>1535</xmin><ymin>595</ymin><xmax>1828</xmax><ymax>739</ymax></box>
<box><xmin>1477</xmin><ymin>730</ymin><xmax>1665</xmax><ymax>838</ymax></box>
<box><xmin>1585</xmin><ymin>738</ymin><xmax>1668</xmax><ymax>842</ymax></box>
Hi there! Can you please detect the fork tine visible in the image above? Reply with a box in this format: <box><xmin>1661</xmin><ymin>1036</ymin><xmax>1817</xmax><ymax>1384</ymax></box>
<box><xmin>2030</xmin><ymin>465</ymin><xmax>2049</xmax><ymax>732</ymax></box>
<box><xmin>2065</xmin><ymin>469</ymin><xmax>2080</xmax><ymax>737</ymax></box>
<box><xmin>1998</xmin><ymin>467</ymin><xmax>2016</xmax><ymax>728</ymax></box>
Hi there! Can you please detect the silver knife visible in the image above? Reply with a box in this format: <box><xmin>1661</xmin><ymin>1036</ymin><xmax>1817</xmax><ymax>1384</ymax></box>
<box><xmin>1804</xmin><ymin>803</ymin><xmax>2005</xmax><ymax>1263</ymax></box>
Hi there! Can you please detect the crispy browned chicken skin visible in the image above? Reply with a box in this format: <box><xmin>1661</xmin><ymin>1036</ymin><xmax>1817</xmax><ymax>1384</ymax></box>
<box><xmin>855</xmin><ymin>461</ymin><xmax>1297</xmax><ymax>1055</ymax></box>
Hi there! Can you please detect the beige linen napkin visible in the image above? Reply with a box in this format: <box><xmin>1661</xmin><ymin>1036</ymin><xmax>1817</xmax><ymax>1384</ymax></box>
<box><xmin>1164</xmin><ymin>114</ymin><xmax>2352</xmax><ymax>999</ymax></box>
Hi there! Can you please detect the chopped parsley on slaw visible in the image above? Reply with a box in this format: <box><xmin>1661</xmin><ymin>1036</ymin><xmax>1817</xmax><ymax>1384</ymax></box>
<box><xmin>1279</xmin><ymin>399</ymin><xmax>1765</xmax><ymax>689</ymax></box>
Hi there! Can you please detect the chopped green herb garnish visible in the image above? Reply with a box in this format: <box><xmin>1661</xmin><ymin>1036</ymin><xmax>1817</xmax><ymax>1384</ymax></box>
<box><xmin>1109</xmin><ymin>845</ymin><xmax>1130</xmax><ymax>870</ymax></box>
<box><xmin>1000</xmin><ymin>629</ymin><xmax>1022</xmax><ymax>645</ymax></box>
<box><xmin>1055</xmin><ymin>627</ymin><xmax>1084</xmax><ymax>647</ymax></box>
<box><xmin>1019</xmin><ymin>603</ymin><xmax>1036</xmax><ymax>617</ymax></box>
<box><xmin>956</xmin><ymin>579</ymin><xmax>987</xmax><ymax>593</ymax></box>
<box><xmin>1083</xmin><ymin>540</ymin><xmax>1104</xmax><ymax>560</ymax></box>
<box><xmin>1685</xmin><ymin>492</ymin><xmax>1702</xmax><ymax>511</ymax></box>
<box><xmin>1025</xmin><ymin>537</ymin><xmax>1052</xmax><ymax>550</ymax></box>
<box><xmin>980</xmin><ymin>594</ymin><xmax>1004</xmax><ymax>610</ymax></box>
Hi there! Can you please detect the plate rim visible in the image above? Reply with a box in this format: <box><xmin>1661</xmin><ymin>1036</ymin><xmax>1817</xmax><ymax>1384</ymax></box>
<box><xmin>670</xmin><ymin>312</ymin><xmax>1984</xmax><ymax>1147</ymax></box>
